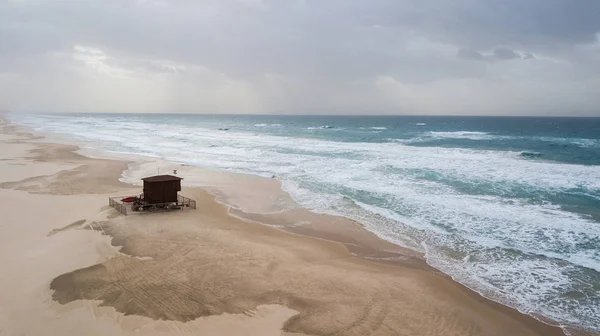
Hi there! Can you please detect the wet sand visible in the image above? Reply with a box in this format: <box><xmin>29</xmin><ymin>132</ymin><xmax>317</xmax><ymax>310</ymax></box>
<box><xmin>0</xmin><ymin>117</ymin><xmax>569</xmax><ymax>336</ymax></box>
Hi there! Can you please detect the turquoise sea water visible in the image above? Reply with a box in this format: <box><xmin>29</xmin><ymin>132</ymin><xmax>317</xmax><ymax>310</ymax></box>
<box><xmin>13</xmin><ymin>113</ymin><xmax>600</xmax><ymax>333</ymax></box>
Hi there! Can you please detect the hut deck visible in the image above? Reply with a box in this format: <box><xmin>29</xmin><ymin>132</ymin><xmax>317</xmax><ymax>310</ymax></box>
<box><xmin>109</xmin><ymin>194</ymin><xmax>196</xmax><ymax>216</ymax></box>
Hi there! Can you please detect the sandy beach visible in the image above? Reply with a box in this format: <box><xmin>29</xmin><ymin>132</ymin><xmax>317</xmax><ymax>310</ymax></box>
<box><xmin>0</xmin><ymin>117</ymin><xmax>568</xmax><ymax>335</ymax></box>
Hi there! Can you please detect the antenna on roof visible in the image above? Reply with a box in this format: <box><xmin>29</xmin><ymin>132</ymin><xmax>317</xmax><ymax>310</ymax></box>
<box><xmin>157</xmin><ymin>166</ymin><xmax>160</xmax><ymax>175</ymax></box>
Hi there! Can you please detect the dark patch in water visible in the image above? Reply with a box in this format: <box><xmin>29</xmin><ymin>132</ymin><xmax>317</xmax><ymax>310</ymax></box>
<box><xmin>520</xmin><ymin>151</ymin><xmax>543</xmax><ymax>159</ymax></box>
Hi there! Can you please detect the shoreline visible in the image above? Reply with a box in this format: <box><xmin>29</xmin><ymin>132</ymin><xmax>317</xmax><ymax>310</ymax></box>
<box><xmin>0</xmin><ymin>116</ymin><xmax>578</xmax><ymax>335</ymax></box>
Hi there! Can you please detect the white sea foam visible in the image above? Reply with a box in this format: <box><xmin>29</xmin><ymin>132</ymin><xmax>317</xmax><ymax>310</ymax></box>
<box><xmin>254</xmin><ymin>123</ymin><xmax>282</xmax><ymax>127</ymax></box>
<box><xmin>427</xmin><ymin>131</ymin><xmax>492</xmax><ymax>140</ymax></box>
<box><xmin>539</xmin><ymin>136</ymin><xmax>600</xmax><ymax>148</ymax></box>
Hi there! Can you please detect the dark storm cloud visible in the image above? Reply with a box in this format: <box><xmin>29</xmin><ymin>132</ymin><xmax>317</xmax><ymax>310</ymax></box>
<box><xmin>457</xmin><ymin>49</ymin><xmax>486</xmax><ymax>61</ymax></box>
<box><xmin>0</xmin><ymin>0</ymin><xmax>599</xmax><ymax>115</ymax></box>
<box><xmin>457</xmin><ymin>47</ymin><xmax>535</xmax><ymax>62</ymax></box>
<box><xmin>493</xmin><ymin>48</ymin><xmax>519</xmax><ymax>60</ymax></box>
<box><xmin>379</xmin><ymin>0</ymin><xmax>600</xmax><ymax>50</ymax></box>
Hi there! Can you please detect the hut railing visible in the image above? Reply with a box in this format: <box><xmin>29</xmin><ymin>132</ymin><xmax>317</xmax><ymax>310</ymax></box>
<box><xmin>108</xmin><ymin>196</ymin><xmax>129</xmax><ymax>215</ymax></box>
<box><xmin>109</xmin><ymin>194</ymin><xmax>196</xmax><ymax>215</ymax></box>
<box><xmin>178</xmin><ymin>194</ymin><xmax>197</xmax><ymax>209</ymax></box>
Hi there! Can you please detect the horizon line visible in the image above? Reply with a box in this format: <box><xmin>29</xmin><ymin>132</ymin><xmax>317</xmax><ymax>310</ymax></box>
<box><xmin>4</xmin><ymin>110</ymin><xmax>600</xmax><ymax>118</ymax></box>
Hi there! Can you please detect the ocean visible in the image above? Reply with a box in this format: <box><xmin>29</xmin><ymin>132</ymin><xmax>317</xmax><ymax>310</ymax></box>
<box><xmin>12</xmin><ymin>113</ymin><xmax>600</xmax><ymax>333</ymax></box>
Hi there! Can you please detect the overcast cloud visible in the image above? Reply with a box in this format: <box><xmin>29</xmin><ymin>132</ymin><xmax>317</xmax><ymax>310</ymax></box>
<box><xmin>1</xmin><ymin>0</ymin><xmax>599</xmax><ymax>115</ymax></box>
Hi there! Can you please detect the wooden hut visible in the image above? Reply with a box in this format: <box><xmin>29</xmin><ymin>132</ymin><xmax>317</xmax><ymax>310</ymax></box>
<box><xmin>142</xmin><ymin>175</ymin><xmax>183</xmax><ymax>204</ymax></box>
<box><xmin>108</xmin><ymin>174</ymin><xmax>195</xmax><ymax>215</ymax></box>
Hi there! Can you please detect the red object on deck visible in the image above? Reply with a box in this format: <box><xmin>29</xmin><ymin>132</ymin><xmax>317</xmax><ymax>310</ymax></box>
<box><xmin>121</xmin><ymin>197</ymin><xmax>137</xmax><ymax>203</ymax></box>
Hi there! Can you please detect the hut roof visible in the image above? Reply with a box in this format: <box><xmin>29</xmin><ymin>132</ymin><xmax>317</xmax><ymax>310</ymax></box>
<box><xmin>141</xmin><ymin>175</ymin><xmax>183</xmax><ymax>183</ymax></box>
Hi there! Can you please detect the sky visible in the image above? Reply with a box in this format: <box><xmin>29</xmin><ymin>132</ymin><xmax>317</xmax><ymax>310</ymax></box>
<box><xmin>1</xmin><ymin>0</ymin><xmax>600</xmax><ymax>116</ymax></box>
